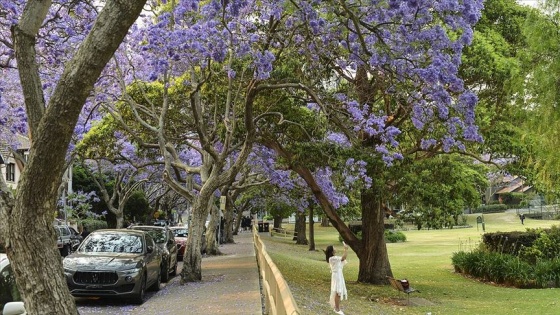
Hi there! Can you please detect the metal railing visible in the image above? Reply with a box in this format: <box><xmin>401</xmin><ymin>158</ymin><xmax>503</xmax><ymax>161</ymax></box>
<box><xmin>253</xmin><ymin>227</ymin><xmax>301</xmax><ymax>315</ymax></box>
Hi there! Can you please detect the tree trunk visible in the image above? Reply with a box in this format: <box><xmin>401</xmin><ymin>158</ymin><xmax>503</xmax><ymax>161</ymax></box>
<box><xmin>234</xmin><ymin>208</ymin><xmax>244</xmax><ymax>235</ymax></box>
<box><xmin>295</xmin><ymin>211</ymin><xmax>308</xmax><ymax>245</ymax></box>
<box><xmin>273</xmin><ymin>216</ymin><xmax>282</xmax><ymax>229</ymax></box>
<box><xmin>308</xmin><ymin>205</ymin><xmax>316</xmax><ymax>251</ymax></box>
<box><xmin>357</xmin><ymin>189</ymin><xmax>392</xmax><ymax>284</ymax></box>
<box><xmin>180</xmin><ymin>199</ymin><xmax>207</xmax><ymax>282</ymax></box>
<box><xmin>115</xmin><ymin>213</ymin><xmax>124</xmax><ymax>229</ymax></box>
<box><xmin>0</xmin><ymin>1</ymin><xmax>148</xmax><ymax>314</ymax></box>
<box><xmin>321</xmin><ymin>216</ymin><xmax>329</xmax><ymax>227</ymax></box>
<box><xmin>205</xmin><ymin>204</ymin><xmax>220</xmax><ymax>255</ymax></box>
<box><xmin>223</xmin><ymin>196</ymin><xmax>235</xmax><ymax>243</ymax></box>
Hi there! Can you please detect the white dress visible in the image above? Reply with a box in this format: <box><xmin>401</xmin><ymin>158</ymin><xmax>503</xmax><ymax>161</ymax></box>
<box><xmin>329</xmin><ymin>255</ymin><xmax>348</xmax><ymax>308</ymax></box>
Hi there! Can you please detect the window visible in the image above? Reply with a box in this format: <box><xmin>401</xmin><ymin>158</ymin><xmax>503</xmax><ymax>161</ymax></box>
<box><xmin>5</xmin><ymin>163</ymin><xmax>15</xmax><ymax>182</ymax></box>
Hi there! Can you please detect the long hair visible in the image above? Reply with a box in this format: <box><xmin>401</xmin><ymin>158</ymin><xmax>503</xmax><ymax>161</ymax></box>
<box><xmin>325</xmin><ymin>245</ymin><xmax>334</xmax><ymax>262</ymax></box>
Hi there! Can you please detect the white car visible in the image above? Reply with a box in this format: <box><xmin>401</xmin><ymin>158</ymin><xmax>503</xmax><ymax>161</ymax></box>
<box><xmin>0</xmin><ymin>253</ymin><xmax>26</xmax><ymax>314</ymax></box>
<box><xmin>3</xmin><ymin>301</ymin><xmax>26</xmax><ymax>315</ymax></box>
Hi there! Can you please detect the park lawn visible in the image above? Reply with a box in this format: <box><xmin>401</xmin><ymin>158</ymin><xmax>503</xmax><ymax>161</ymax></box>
<box><xmin>262</xmin><ymin>212</ymin><xmax>560</xmax><ymax>315</ymax></box>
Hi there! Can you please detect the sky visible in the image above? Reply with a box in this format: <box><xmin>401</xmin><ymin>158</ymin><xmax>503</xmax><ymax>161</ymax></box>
<box><xmin>518</xmin><ymin>0</ymin><xmax>540</xmax><ymax>7</ymax></box>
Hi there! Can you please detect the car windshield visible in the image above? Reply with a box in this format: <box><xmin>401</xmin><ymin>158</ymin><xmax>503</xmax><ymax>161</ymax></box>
<box><xmin>172</xmin><ymin>229</ymin><xmax>188</xmax><ymax>237</ymax></box>
<box><xmin>132</xmin><ymin>228</ymin><xmax>166</xmax><ymax>243</ymax></box>
<box><xmin>79</xmin><ymin>233</ymin><xmax>143</xmax><ymax>253</ymax></box>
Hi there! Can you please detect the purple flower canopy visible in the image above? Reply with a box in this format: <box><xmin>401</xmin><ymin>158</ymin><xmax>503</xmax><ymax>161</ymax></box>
<box><xmin>1</xmin><ymin>0</ymin><xmax>484</xmax><ymax>206</ymax></box>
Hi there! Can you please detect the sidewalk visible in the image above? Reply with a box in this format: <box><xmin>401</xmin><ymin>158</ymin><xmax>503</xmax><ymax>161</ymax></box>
<box><xmin>127</xmin><ymin>231</ymin><xmax>263</xmax><ymax>315</ymax></box>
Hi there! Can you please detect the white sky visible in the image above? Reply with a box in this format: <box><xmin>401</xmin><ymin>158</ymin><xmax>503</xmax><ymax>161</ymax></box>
<box><xmin>518</xmin><ymin>0</ymin><xmax>540</xmax><ymax>7</ymax></box>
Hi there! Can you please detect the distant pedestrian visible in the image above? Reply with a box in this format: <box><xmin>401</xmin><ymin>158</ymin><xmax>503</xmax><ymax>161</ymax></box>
<box><xmin>520</xmin><ymin>214</ymin><xmax>525</xmax><ymax>225</ymax></box>
<box><xmin>325</xmin><ymin>243</ymin><xmax>349</xmax><ymax>315</ymax></box>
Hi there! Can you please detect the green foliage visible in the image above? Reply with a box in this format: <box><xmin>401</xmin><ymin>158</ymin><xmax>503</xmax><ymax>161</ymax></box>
<box><xmin>384</xmin><ymin>230</ymin><xmax>406</xmax><ymax>243</ymax></box>
<box><xmin>338</xmin><ymin>229</ymin><xmax>406</xmax><ymax>243</ymax></box>
<box><xmin>452</xmin><ymin>250</ymin><xmax>541</xmax><ymax>288</ymax></box>
<box><xmin>456</xmin><ymin>225</ymin><xmax>560</xmax><ymax>288</ymax></box>
<box><xmin>514</xmin><ymin>1</ymin><xmax>560</xmax><ymax>193</ymax></box>
<box><xmin>123</xmin><ymin>191</ymin><xmax>152</xmax><ymax>223</ymax></box>
<box><xmin>80</xmin><ymin>218</ymin><xmax>108</xmax><ymax>232</ymax></box>
<box><xmin>518</xmin><ymin>226</ymin><xmax>560</xmax><ymax>263</ymax></box>
<box><xmin>534</xmin><ymin>258</ymin><xmax>560</xmax><ymax>288</ymax></box>
<box><xmin>393</xmin><ymin>155</ymin><xmax>489</xmax><ymax>230</ymax></box>
<box><xmin>472</xmin><ymin>203</ymin><xmax>508</xmax><ymax>213</ymax></box>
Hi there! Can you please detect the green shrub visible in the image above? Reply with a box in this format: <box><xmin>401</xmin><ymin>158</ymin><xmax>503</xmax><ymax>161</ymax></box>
<box><xmin>452</xmin><ymin>250</ymin><xmax>534</xmax><ymax>287</ymax></box>
<box><xmin>384</xmin><ymin>230</ymin><xmax>406</xmax><ymax>243</ymax></box>
<box><xmin>80</xmin><ymin>218</ymin><xmax>108</xmax><ymax>232</ymax></box>
<box><xmin>338</xmin><ymin>230</ymin><xmax>406</xmax><ymax>243</ymax></box>
<box><xmin>473</xmin><ymin>204</ymin><xmax>508</xmax><ymax>213</ymax></box>
<box><xmin>533</xmin><ymin>259</ymin><xmax>560</xmax><ymax>288</ymax></box>
<box><xmin>502</xmin><ymin>257</ymin><xmax>532</xmax><ymax>287</ymax></box>
<box><xmin>451</xmin><ymin>251</ymin><xmax>470</xmax><ymax>273</ymax></box>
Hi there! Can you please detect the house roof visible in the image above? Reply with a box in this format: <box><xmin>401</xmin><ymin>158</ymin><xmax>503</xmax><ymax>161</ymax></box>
<box><xmin>0</xmin><ymin>134</ymin><xmax>30</xmax><ymax>163</ymax></box>
<box><xmin>496</xmin><ymin>179</ymin><xmax>530</xmax><ymax>194</ymax></box>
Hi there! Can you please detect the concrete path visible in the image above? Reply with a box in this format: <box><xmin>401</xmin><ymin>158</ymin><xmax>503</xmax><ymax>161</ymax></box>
<box><xmin>137</xmin><ymin>232</ymin><xmax>263</xmax><ymax>314</ymax></box>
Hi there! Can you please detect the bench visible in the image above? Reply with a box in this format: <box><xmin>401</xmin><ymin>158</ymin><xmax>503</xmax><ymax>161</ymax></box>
<box><xmin>387</xmin><ymin>276</ymin><xmax>419</xmax><ymax>305</ymax></box>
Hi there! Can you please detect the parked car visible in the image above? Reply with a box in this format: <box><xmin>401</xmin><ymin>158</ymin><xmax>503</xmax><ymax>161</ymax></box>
<box><xmin>62</xmin><ymin>229</ymin><xmax>162</xmax><ymax>304</ymax></box>
<box><xmin>169</xmin><ymin>226</ymin><xmax>207</xmax><ymax>261</ymax></box>
<box><xmin>54</xmin><ymin>225</ymin><xmax>83</xmax><ymax>256</ymax></box>
<box><xmin>2</xmin><ymin>301</ymin><xmax>26</xmax><ymax>315</ymax></box>
<box><xmin>128</xmin><ymin>226</ymin><xmax>177</xmax><ymax>282</ymax></box>
<box><xmin>0</xmin><ymin>253</ymin><xmax>23</xmax><ymax>314</ymax></box>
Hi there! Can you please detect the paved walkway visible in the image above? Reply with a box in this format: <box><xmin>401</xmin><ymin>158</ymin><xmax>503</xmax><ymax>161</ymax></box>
<box><xmin>78</xmin><ymin>232</ymin><xmax>263</xmax><ymax>315</ymax></box>
<box><xmin>142</xmin><ymin>231</ymin><xmax>263</xmax><ymax>314</ymax></box>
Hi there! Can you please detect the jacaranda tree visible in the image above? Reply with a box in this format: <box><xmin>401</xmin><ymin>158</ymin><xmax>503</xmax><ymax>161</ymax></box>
<box><xmin>0</xmin><ymin>1</ymin><xmax>147</xmax><ymax>314</ymax></box>
<box><xmin>95</xmin><ymin>0</ymin><xmax>484</xmax><ymax>285</ymax></box>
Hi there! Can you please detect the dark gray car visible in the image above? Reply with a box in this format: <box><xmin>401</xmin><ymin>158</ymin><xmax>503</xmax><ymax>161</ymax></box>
<box><xmin>128</xmin><ymin>225</ymin><xmax>178</xmax><ymax>282</ymax></box>
<box><xmin>62</xmin><ymin>229</ymin><xmax>162</xmax><ymax>304</ymax></box>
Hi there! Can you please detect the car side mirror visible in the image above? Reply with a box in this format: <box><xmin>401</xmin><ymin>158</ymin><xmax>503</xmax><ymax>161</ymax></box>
<box><xmin>147</xmin><ymin>246</ymin><xmax>154</xmax><ymax>253</ymax></box>
<box><xmin>3</xmin><ymin>301</ymin><xmax>26</xmax><ymax>315</ymax></box>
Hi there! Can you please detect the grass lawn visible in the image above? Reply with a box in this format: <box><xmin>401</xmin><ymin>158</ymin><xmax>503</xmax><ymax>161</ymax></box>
<box><xmin>260</xmin><ymin>212</ymin><xmax>560</xmax><ymax>315</ymax></box>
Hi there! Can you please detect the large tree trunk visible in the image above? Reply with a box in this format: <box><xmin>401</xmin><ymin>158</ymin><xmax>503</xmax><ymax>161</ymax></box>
<box><xmin>357</xmin><ymin>189</ymin><xmax>392</xmax><ymax>284</ymax></box>
<box><xmin>308</xmin><ymin>205</ymin><xmax>316</xmax><ymax>251</ymax></box>
<box><xmin>205</xmin><ymin>204</ymin><xmax>221</xmax><ymax>255</ymax></box>
<box><xmin>115</xmin><ymin>213</ymin><xmax>124</xmax><ymax>229</ymax></box>
<box><xmin>234</xmin><ymin>208</ymin><xmax>244</xmax><ymax>235</ymax></box>
<box><xmin>295</xmin><ymin>211</ymin><xmax>308</xmax><ymax>245</ymax></box>
<box><xmin>180</xmin><ymin>198</ymin><xmax>209</xmax><ymax>282</ymax></box>
<box><xmin>0</xmin><ymin>2</ymin><xmax>148</xmax><ymax>314</ymax></box>
<box><xmin>223</xmin><ymin>196</ymin><xmax>235</xmax><ymax>243</ymax></box>
<box><xmin>273</xmin><ymin>216</ymin><xmax>282</xmax><ymax>229</ymax></box>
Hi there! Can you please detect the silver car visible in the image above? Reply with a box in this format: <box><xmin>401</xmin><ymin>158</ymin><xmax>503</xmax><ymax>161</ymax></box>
<box><xmin>63</xmin><ymin>229</ymin><xmax>162</xmax><ymax>304</ymax></box>
<box><xmin>128</xmin><ymin>226</ymin><xmax>178</xmax><ymax>283</ymax></box>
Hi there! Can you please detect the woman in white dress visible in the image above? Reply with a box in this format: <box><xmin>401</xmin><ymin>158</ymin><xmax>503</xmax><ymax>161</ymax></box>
<box><xmin>325</xmin><ymin>243</ymin><xmax>348</xmax><ymax>315</ymax></box>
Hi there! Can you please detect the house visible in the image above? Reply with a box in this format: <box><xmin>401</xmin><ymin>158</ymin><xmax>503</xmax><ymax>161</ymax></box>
<box><xmin>0</xmin><ymin>134</ymin><xmax>30</xmax><ymax>190</ymax></box>
<box><xmin>487</xmin><ymin>175</ymin><xmax>534</xmax><ymax>205</ymax></box>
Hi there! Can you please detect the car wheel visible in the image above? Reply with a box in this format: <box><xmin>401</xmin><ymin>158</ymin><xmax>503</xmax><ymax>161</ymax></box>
<box><xmin>150</xmin><ymin>268</ymin><xmax>162</xmax><ymax>291</ymax></box>
<box><xmin>161</xmin><ymin>260</ymin><xmax>170</xmax><ymax>283</ymax></box>
<box><xmin>132</xmin><ymin>274</ymin><xmax>146</xmax><ymax>305</ymax></box>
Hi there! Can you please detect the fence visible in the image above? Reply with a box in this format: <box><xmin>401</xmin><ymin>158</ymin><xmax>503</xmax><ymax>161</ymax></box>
<box><xmin>253</xmin><ymin>226</ymin><xmax>301</xmax><ymax>315</ymax></box>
